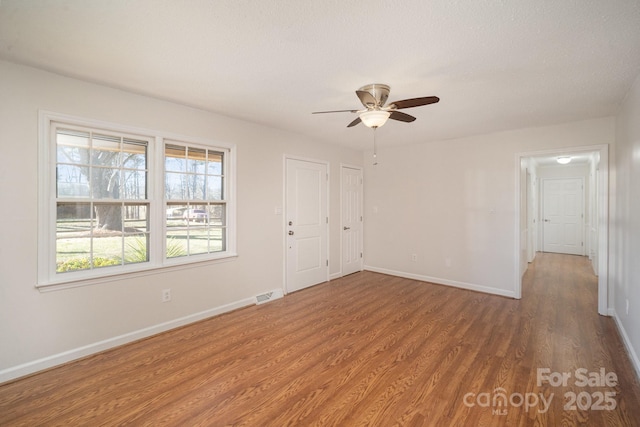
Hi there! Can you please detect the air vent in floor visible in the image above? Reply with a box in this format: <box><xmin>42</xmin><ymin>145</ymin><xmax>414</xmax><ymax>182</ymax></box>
<box><xmin>255</xmin><ymin>289</ymin><xmax>284</xmax><ymax>305</ymax></box>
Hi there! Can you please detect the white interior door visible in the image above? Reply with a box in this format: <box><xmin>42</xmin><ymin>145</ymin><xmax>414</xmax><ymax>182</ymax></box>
<box><xmin>542</xmin><ymin>178</ymin><xmax>584</xmax><ymax>255</ymax></box>
<box><xmin>341</xmin><ymin>166</ymin><xmax>362</xmax><ymax>276</ymax></box>
<box><xmin>285</xmin><ymin>158</ymin><xmax>328</xmax><ymax>293</ymax></box>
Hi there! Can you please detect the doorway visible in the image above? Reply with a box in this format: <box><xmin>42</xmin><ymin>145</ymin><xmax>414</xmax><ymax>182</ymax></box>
<box><xmin>515</xmin><ymin>145</ymin><xmax>609</xmax><ymax>315</ymax></box>
<box><xmin>285</xmin><ymin>157</ymin><xmax>329</xmax><ymax>293</ymax></box>
<box><xmin>340</xmin><ymin>165</ymin><xmax>363</xmax><ymax>276</ymax></box>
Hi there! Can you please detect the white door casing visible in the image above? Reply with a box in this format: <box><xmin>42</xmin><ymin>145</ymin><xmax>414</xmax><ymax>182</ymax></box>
<box><xmin>526</xmin><ymin>171</ymin><xmax>535</xmax><ymax>263</ymax></box>
<box><xmin>591</xmin><ymin>169</ymin><xmax>599</xmax><ymax>274</ymax></box>
<box><xmin>341</xmin><ymin>166</ymin><xmax>363</xmax><ymax>276</ymax></box>
<box><xmin>285</xmin><ymin>158</ymin><xmax>328</xmax><ymax>293</ymax></box>
<box><xmin>542</xmin><ymin>178</ymin><xmax>584</xmax><ymax>255</ymax></box>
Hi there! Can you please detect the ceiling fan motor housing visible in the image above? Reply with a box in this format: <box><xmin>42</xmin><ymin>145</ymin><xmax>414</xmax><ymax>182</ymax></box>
<box><xmin>359</xmin><ymin>83</ymin><xmax>390</xmax><ymax>108</ymax></box>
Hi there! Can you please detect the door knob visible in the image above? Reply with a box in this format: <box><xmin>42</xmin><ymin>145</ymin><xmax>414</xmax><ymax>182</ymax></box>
<box><xmin>544</xmin><ymin>219</ymin><xmax>550</xmax><ymax>222</ymax></box>
<box><xmin>343</xmin><ymin>226</ymin><xmax>350</xmax><ymax>230</ymax></box>
<box><xmin>288</xmin><ymin>230</ymin><xmax>294</xmax><ymax>235</ymax></box>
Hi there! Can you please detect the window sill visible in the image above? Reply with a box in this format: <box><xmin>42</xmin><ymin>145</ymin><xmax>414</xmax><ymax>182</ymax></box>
<box><xmin>36</xmin><ymin>253</ymin><xmax>239</xmax><ymax>292</ymax></box>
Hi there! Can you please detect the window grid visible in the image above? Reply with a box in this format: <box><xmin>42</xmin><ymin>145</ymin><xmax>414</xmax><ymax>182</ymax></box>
<box><xmin>164</xmin><ymin>142</ymin><xmax>227</xmax><ymax>259</ymax></box>
<box><xmin>54</xmin><ymin>126</ymin><xmax>151</xmax><ymax>274</ymax></box>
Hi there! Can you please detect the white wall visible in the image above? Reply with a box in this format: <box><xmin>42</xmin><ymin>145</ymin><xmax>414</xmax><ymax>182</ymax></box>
<box><xmin>536</xmin><ymin>163</ymin><xmax>590</xmax><ymax>179</ymax></box>
<box><xmin>612</xmin><ymin>73</ymin><xmax>640</xmax><ymax>376</ymax></box>
<box><xmin>363</xmin><ymin>117</ymin><xmax>615</xmax><ymax>297</ymax></box>
<box><xmin>0</xmin><ymin>61</ymin><xmax>362</xmax><ymax>381</ymax></box>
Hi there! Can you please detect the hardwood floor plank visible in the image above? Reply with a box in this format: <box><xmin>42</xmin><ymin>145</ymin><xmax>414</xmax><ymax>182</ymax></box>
<box><xmin>1</xmin><ymin>253</ymin><xmax>639</xmax><ymax>426</ymax></box>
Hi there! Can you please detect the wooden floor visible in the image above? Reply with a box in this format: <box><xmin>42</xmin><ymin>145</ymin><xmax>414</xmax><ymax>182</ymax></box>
<box><xmin>1</xmin><ymin>253</ymin><xmax>640</xmax><ymax>426</ymax></box>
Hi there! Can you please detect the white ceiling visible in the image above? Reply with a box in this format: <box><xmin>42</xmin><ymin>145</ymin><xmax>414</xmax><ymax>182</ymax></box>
<box><xmin>2</xmin><ymin>0</ymin><xmax>640</xmax><ymax>151</ymax></box>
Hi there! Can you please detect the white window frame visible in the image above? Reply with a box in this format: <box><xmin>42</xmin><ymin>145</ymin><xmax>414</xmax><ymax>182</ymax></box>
<box><xmin>37</xmin><ymin>111</ymin><xmax>237</xmax><ymax>290</ymax></box>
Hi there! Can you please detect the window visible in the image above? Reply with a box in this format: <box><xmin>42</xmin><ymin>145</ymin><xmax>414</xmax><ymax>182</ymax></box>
<box><xmin>164</xmin><ymin>144</ymin><xmax>227</xmax><ymax>257</ymax></box>
<box><xmin>38</xmin><ymin>112</ymin><xmax>236</xmax><ymax>288</ymax></box>
<box><xmin>55</xmin><ymin>127</ymin><xmax>150</xmax><ymax>273</ymax></box>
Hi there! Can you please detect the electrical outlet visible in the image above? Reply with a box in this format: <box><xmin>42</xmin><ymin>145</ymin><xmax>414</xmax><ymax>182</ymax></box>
<box><xmin>445</xmin><ymin>258</ymin><xmax>452</xmax><ymax>267</ymax></box>
<box><xmin>162</xmin><ymin>289</ymin><xmax>171</xmax><ymax>303</ymax></box>
<box><xmin>626</xmin><ymin>299</ymin><xmax>629</xmax><ymax>315</ymax></box>
<box><xmin>411</xmin><ymin>254</ymin><xmax>418</xmax><ymax>262</ymax></box>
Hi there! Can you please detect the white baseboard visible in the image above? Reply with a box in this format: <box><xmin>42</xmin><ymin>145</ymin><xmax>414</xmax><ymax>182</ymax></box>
<box><xmin>329</xmin><ymin>271</ymin><xmax>342</xmax><ymax>280</ymax></box>
<box><xmin>363</xmin><ymin>265</ymin><xmax>516</xmax><ymax>299</ymax></box>
<box><xmin>609</xmin><ymin>309</ymin><xmax>640</xmax><ymax>382</ymax></box>
<box><xmin>329</xmin><ymin>268</ymin><xmax>365</xmax><ymax>281</ymax></box>
<box><xmin>0</xmin><ymin>297</ymin><xmax>255</xmax><ymax>384</ymax></box>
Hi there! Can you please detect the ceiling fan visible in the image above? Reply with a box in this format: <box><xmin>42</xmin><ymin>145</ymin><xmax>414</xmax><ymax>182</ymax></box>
<box><xmin>312</xmin><ymin>83</ymin><xmax>439</xmax><ymax>128</ymax></box>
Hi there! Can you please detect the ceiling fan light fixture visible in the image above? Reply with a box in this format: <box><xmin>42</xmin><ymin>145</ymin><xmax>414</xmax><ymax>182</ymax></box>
<box><xmin>557</xmin><ymin>156</ymin><xmax>572</xmax><ymax>165</ymax></box>
<box><xmin>360</xmin><ymin>110</ymin><xmax>390</xmax><ymax>128</ymax></box>
<box><xmin>311</xmin><ymin>84</ymin><xmax>439</xmax><ymax>128</ymax></box>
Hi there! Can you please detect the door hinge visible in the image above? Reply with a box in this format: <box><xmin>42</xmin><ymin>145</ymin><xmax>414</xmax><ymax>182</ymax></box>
<box><xmin>360</xmin><ymin>252</ymin><xmax>363</xmax><ymax>258</ymax></box>
<box><xmin>326</xmin><ymin>259</ymin><xmax>329</xmax><ymax>266</ymax></box>
<box><xmin>326</xmin><ymin>217</ymin><xmax>329</xmax><ymax>224</ymax></box>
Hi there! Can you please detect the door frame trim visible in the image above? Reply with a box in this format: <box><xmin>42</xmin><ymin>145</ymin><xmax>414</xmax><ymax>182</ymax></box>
<box><xmin>340</xmin><ymin>164</ymin><xmax>364</xmax><ymax>277</ymax></box>
<box><xmin>515</xmin><ymin>144</ymin><xmax>609</xmax><ymax>316</ymax></box>
<box><xmin>283</xmin><ymin>155</ymin><xmax>330</xmax><ymax>294</ymax></box>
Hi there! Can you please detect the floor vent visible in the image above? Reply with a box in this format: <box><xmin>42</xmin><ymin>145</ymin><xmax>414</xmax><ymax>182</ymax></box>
<box><xmin>255</xmin><ymin>289</ymin><xmax>284</xmax><ymax>305</ymax></box>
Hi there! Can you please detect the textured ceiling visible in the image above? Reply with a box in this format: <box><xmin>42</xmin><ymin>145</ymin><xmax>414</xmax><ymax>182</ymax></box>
<box><xmin>1</xmin><ymin>0</ymin><xmax>640</xmax><ymax>151</ymax></box>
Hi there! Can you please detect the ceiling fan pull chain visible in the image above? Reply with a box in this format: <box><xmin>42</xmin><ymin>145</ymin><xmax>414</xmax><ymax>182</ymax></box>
<box><xmin>373</xmin><ymin>128</ymin><xmax>378</xmax><ymax>166</ymax></box>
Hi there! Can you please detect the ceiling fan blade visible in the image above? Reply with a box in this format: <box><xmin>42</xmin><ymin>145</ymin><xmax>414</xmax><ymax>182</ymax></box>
<box><xmin>356</xmin><ymin>90</ymin><xmax>377</xmax><ymax>107</ymax></box>
<box><xmin>389</xmin><ymin>111</ymin><xmax>416</xmax><ymax>123</ymax></box>
<box><xmin>389</xmin><ymin>96</ymin><xmax>440</xmax><ymax>110</ymax></box>
<box><xmin>347</xmin><ymin>117</ymin><xmax>362</xmax><ymax>127</ymax></box>
<box><xmin>312</xmin><ymin>109</ymin><xmax>358</xmax><ymax>114</ymax></box>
